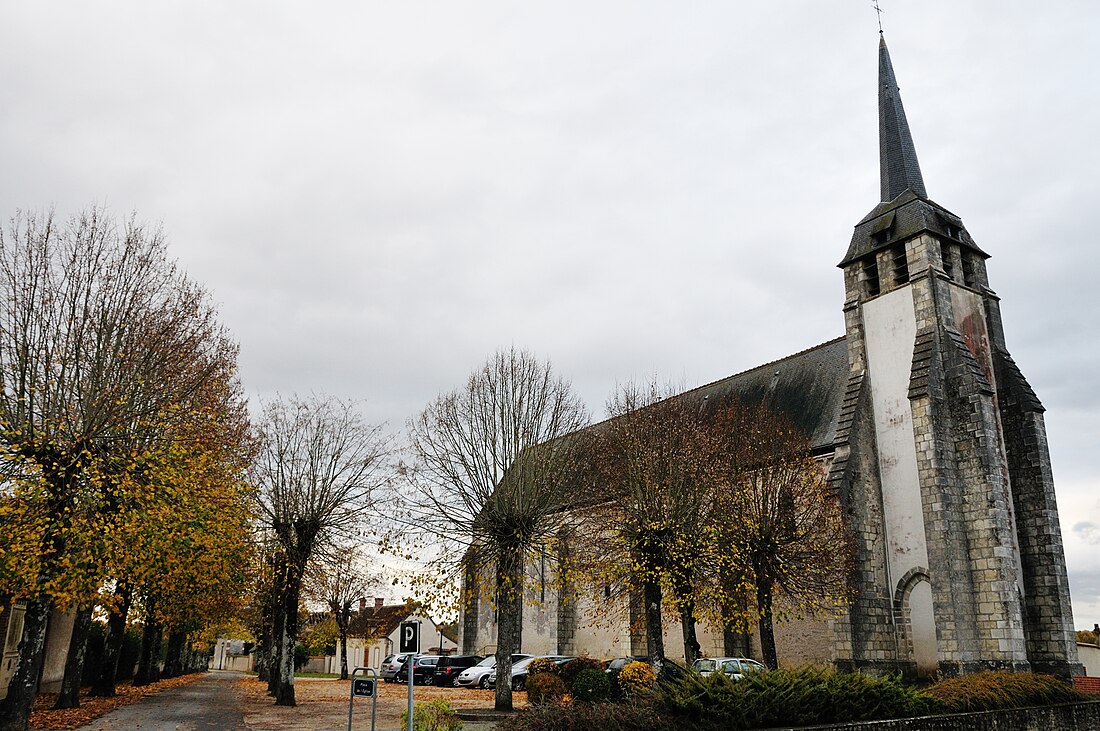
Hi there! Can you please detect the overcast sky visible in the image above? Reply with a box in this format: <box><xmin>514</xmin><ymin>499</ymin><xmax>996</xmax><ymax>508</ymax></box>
<box><xmin>3</xmin><ymin>2</ymin><xmax>1098</xmax><ymax>627</ymax></box>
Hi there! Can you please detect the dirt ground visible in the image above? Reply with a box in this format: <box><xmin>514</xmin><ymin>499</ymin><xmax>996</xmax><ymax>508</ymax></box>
<box><xmin>239</xmin><ymin>676</ymin><xmax>525</xmax><ymax>731</ymax></box>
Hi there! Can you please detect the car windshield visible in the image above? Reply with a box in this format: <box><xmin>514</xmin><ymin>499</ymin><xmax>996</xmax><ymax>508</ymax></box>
<box><xmin>512</xmin><ymin>657</ymin><xmax>536</xmax><ymax>670</ymax></box>
<box><xmin>383</xmin><ymin>655</ymin><xmax>394</xmax><ymax>664</ymax></box>
<box><xmin>474</xmin><ymin>657</ymin><xmax>495</xmax><ymax>668</ymax></box>
<box><xmin>694</xmin><ymin>659</ymin><xmax>717</xmax><ymax>672</ymax></box>
<box><xmin>721</xmin><ymin>660</ymin><xmax>741</xmax><ymax>673</ymax></box>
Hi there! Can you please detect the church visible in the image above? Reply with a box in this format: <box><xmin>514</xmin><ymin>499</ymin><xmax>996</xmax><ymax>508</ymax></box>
<box><xmin>459</xmin><ymin>34</ymin><xmax>1081</xmax><ymax>680</ymax></box>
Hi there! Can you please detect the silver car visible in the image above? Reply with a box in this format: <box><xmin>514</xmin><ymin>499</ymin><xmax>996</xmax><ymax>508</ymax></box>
<box><xmin>380</xmin><ymin>653</ymin><xmax>415</xmax><ymax>682</ymax></box>
<box><xmin>691</xmin><ymin>656</ymin><xmax>766</xmax><ymax>679</ymax></box>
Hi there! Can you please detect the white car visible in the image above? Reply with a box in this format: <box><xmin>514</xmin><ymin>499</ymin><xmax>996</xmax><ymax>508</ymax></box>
<box><xmin>691</xmin><ymin>656</ymin><xmax>766</xmax><ymax>679</ymax></box>
<box><xmin>457</xmin><ymin>653</ymin><xmax>531</xmax><ymax>689</ymax></box>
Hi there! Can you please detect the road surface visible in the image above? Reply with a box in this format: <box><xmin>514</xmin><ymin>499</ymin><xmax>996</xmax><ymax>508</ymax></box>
<box><xmin>78</xmin><ymin>671</ymin><xmax>247</xmax><ymax>731</ymax></box>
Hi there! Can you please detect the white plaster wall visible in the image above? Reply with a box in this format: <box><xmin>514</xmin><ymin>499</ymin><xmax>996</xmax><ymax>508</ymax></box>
<box><xmin>909</xmin><ymin>580</ymin><xmax>938</xmax><ymax>674</ymax></box>
<box><xmin>863</xmin><ymin>287</ymin><xmax>929</xmax><ymax>586</ymax></box>
<box><xmin>570</xmin><ymin>593</ymin><xmax>633</xmax><ymax>658</ymax></box>
<box><xmin>1078</xmin><ymin>643</ymin><xmax>1100</xmax><ymax>677</ymax></box>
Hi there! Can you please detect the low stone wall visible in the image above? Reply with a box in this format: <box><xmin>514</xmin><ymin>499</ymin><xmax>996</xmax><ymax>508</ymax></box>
<box><xmin>788</xmin><ymin>700</ymin><xmax>1100</xmax><ymax>730</ymax></box>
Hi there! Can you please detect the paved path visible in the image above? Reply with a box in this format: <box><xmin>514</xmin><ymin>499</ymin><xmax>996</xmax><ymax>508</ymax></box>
<box><xmin>78</xmin><ymin>671</ymin><xmax>248</xmax><ymax>731</ymax></box>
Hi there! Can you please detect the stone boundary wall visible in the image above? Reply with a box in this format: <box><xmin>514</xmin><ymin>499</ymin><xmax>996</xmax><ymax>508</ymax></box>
<box><xmin>785</xmin><ymin>700</ymin><xmax>1100</xmax><ymax>731</ymax></box>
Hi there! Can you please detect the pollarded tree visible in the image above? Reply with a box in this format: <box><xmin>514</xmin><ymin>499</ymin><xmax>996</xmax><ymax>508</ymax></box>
<box><xmin>255</xmin><ymin>395</ymin><xmax>388</xmax><ymax>707</ymax></box>
<box><xmin>581</xmin><ymin>379</ymin><xmax>717</xmax><ymax>670</ymax></box>
<box><xmin>404</xmin><ymin>347</ymin><xmax>589</xmax><ymax>712</ymax></box>
<box><xmin>709</xmin><ymin>399</ymin><xmax>855</xmax><ymax>669</ymax></box>
<box><xmin>306</xmin><ymin>544</ymin><xmax>380</xmax><ymax>680</ymax></box>
<box><xmin>0</xmin><ymin>207</ymin><xmax>236</xmax><ymax>729</ymax></box>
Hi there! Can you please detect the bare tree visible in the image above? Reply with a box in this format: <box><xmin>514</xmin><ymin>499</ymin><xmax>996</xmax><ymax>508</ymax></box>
<box><xmin>307</xmin><ymin>545</ymin><xmax>380</xmax><ymax>680</ymax></box>
<box><xmin>404</xmin><ymin>347</ymin><xmax>588</xmax><ymax>711</ymax></box>
<box><xmin>254</xmin><ymin>395</ymin><xmax>388</xmax><ymax>707</ymax></box>
<box><xmin>0</xmin><ymin>207</ymin><xmax>235</xmax><ymax>728</ymax></box>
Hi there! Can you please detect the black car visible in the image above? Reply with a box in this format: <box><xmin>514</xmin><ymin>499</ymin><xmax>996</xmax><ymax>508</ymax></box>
<box><xmin>432</xmin><ymin>655</ymin><xmax>484</xmax><ymax>687</ymax></box>
<box><xmin>397</xmin><ymin>655</ymin><xmax>440</xmax><ymax>684</ymax></box>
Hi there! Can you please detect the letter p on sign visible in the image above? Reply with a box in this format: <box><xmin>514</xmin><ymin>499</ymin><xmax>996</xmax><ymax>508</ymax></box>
<box><xmin>399</xmin><ymin>621</ymin><xmax>419</xmax><ymax>653</ymax></box>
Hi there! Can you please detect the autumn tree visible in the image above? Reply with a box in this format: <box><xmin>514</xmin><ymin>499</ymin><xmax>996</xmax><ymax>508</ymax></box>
<box><xmin>404</xmin><ymin>347</ymin><xmax>588</xmax><ymax>711</ymax></box>
<box><xmin>307</xmin><ymin>544</ymin><xmax>379</xmax><ymax>680</ymax></box>
<box><xmin>0</xmin><ymin>208</ymin><xmax>239</xmax><ymax>729</ymax></box>
<box><xmin>580</xmin><ymin>379</ymin><xmax>717</xmax><ymax>670</ymax></box>
<box><xmin>709</xmin><ymin>399</ymin><xmax>855</xmax><ymax>669</ymax></box>
<box><xmin>254</xmin><ymin>395</ymin><xmax>388</xmax><ymax>707</ymax></box>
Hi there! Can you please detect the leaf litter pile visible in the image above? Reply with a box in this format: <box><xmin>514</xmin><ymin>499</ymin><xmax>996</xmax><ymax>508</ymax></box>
<box><xmin>29</xmin><ymin>675</ymin><xmax>201</xmax><ymax>730</ymax></box>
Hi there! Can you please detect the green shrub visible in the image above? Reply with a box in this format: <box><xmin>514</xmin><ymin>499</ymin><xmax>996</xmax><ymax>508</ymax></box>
<box><xmin>526</xmin><ymin>672</ymin><xmax>566</xmax><ymax>705</ymax></box>
<box><xmin>525</xmin><ymin>657</ymin><xmax>560</xmax><ymax>677</ymax></box>
<box><xmin>401</xmin><ymin>699</ymin><xmax>463</xmax><ymax>731</ymax></box>
<box><xmin>572</xmin><ymin>667</ymin><xmax>612</xmax><ymax>702</ymax></box>
<box><xmin>618</xmin><ymin>661</ymin><xmax>656</xmax><ymax>697</ymax></box>
<box><xmin>293</xmin><ymin>643</ymin><xmax>310</xmax><ymax>670</ymax></box>
<box><xmin>561</xmin><ymin>656</ymin><xmax>604</xmax><ymax>691</ymax></box>
<box><xmin>498</xmin><ymin>700</ymin><xmax>680</xmax><ymax>731</ymax></box>
<box><xmin>660</xmin><ymin>665</ymin><xmax>939</xmax><ymax>729</ymax></box>
<box><xmin>926</xmin><ymin>671</ymin><xmax>1089</xmax><ymax>713</ymax></box>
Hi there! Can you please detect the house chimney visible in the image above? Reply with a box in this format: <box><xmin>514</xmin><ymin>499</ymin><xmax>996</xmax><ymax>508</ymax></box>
<box><xmin>359</xmin><ymin>597</ymin><xmax>366</xmax><ymax>613</ymax></box>
<box><xmin>375</xmin><ymin>597</ymin><xmax>384</xmax><ymax>609</ymax></box>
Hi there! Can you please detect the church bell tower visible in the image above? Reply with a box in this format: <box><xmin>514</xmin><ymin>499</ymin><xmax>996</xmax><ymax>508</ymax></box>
<box><xmin>830</xmin><ymin>34</ymin><xmax>1081</xmax><ymax>678</ymax></box>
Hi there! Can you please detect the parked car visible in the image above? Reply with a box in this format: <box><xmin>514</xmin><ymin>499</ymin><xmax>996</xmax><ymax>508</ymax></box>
<box><xmin>380</xmin><ymin>653</ymin><xmax>415</xmax><ymax>683</ymax></box>
<box><xmin>691</xmin><ymin>656</ymin><xmax>766</xmax><ymax>679</ymax></box>
<box><xmin>605</xmin><ymin>656</ymin><xmax>649</xmax><ymax>673</ymax></box>
<box><xmin>455</xmin><ymin>654</ymin><xmax>531</xmax><ymax>689</ymax></box>
<box><xmin>397</xmin><ymin>655</ymin><xmax>440</xmax><ymax>684</ymax></box>
<box><xmin>488</xmin><ymin>655</ymin><xmax>575</xmax><ymax>691</ymax></box>
<box><xmin>433</xmin><ymin>655</ymin><xmax>484</xmax><ymax>687</ymax></box>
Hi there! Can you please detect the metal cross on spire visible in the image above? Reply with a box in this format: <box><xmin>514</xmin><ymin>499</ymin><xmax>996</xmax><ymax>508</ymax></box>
<box><xmin>872</xmin><ymin>0</ymin><xmax>885</xmax><ymax>33</ymax></box>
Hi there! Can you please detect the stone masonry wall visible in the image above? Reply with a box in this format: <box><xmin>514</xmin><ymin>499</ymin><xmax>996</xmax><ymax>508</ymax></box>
<box><xmin>787</xmin><ymin>701</ymin><xmax>1100</xmax><ymax>731</ymax></box>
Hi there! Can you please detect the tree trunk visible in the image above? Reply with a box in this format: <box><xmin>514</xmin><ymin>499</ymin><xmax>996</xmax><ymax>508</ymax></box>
<box><xmin>677</xmin><ymin>597</ymin><xmax>701</xmax><ymax>665</ymax></box>
<box><xmin>493</xmin><ymin>542</ymin><xmax>523</xmax><ymax>712</ymax></box>
<box><xmin>0</xmin><ymin>596</ymin><xmax>52</xmax><ymax>731</ymax></box>
<box><xmin>757</xmin><ymin>583</ymin><xmax>777</xmax><ymax>670</ymax></box>
<box><xmin>162</xmin><ymin>630</ymin><xmax>186</xmax><ymax>679</ymax></box>
<box><xmin>642</xmin><ymin>572</ymin><xmax>665</xmax><ymax>673</ymax></box>
<box><xmin>274</xmin><ymin>561</ymin><xmax>303</xmax><ymax>707</ymax></box>
<box><xmin>133</xmin><ymin>615</ymin><xmax>163</xmax><ymax>686</ymax></box>
<box><xmin>266</xmin><ymin>562</ymin><xmax>287</xmax><ymax>696</ymax></box>
<box><xmin>722</xmin><ymin>623</ymin><xmax>752</xmax><ymax>658</ymax></box>
<box><xmin>53</xmin><ymin>606</ymin><xmax>94</xmax><ymax>709</ymax></box>
<box><xmin>333</xmin><ymin>600</ymin><xmax>350</xmax><ymax>681</ymax></box>
<box><xmin>339</xmin><ymin>631</ymin><xmax>349</xmax><ymax>681</ymax></box>
<box><xmin>91</xmin><ymin>583</ymin><xmax>132</xmax><ymax>697</ymax></box>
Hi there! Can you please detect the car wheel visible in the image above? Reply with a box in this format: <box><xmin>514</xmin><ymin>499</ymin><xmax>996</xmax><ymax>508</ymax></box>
<box><xmin>479</xmin><ymin>676</ymin><xmax>489</xmax><ymax>689</ymax></box>
<box><xmin>453</xmin><ymin>677</ymin><xmax>461</xmax><ymax>687</ymax></box>
<box><xmin>512</xmin><ymin>678</ymin><xmax>524</xmax><ymax>692</ymax></box>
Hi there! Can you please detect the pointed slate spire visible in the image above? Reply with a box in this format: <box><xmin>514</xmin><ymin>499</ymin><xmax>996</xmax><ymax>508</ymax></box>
<box><xmin>879</xmin><ymin>34</ymin><xmax>927</xmax><ymax>201</ymax></box>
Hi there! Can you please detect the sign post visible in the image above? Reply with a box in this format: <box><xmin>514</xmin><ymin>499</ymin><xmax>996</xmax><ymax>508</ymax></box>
<box><xmin>347</xmin><ymin>666</ymin><xmax>378</xmax><ymax>731</ymax></box>
<box><xmin>399</xmin><ymin>621</ymin><xmax>420</xmax><ymax>730</ymax></box>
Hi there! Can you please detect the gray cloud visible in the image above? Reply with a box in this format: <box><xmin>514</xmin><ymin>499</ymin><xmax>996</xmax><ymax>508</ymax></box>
<box><xmin>2</xmin><ymin>2</ymin><xmax>1098</xmax><ymax>618</ymax></box>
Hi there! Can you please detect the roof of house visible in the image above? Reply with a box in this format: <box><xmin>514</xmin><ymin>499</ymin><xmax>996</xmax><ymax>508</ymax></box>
<box><xmin>348</xmin><ymin>603</ymin><xmax>421</xmax><ymax>640</ymax></box>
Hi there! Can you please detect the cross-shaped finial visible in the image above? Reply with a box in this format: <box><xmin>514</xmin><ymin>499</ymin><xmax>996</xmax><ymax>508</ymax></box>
<box><xmin>872</xmin><ymin>0</ymin><xmax>885</xmax><ymax>33</ymax></box>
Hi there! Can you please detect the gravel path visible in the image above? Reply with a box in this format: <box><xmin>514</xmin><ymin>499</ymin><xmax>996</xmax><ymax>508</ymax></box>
<box><xmin>76</xmin><ymin>671</ymin><xmax>248</xmax><ymax>731</ymax></box>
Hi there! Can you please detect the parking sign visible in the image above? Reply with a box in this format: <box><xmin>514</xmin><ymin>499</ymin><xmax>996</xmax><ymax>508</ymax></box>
<box><xmin>399</xmin><ymin>621</ymin><xmax>420</xmax><ymax>653</ymax></box>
